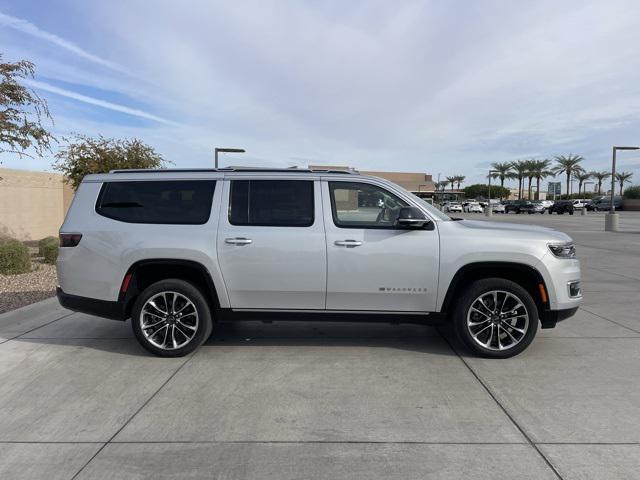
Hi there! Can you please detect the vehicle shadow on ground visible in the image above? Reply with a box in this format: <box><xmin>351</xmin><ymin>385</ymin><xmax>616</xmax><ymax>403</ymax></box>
<box><xmin>203</xmin><ymin>321</ymin><xmax>459</xmax><ymax>357</ymax></box>
<box><xmin>11</xmin><ymin>319</ymin><xmax>458</xmax><ymax>357</ymax></box>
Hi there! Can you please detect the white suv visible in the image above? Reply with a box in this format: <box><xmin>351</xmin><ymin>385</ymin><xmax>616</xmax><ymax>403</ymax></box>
<box><xmin>57</xmin><ymin>168</ymin><xmax>582</xmax><ymax>358</ymax></box>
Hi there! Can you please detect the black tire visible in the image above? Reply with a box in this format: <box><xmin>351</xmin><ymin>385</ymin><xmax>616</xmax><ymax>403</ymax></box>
<box><xmin>453</xmin><ymin>278</ymin><xmax>539</xmax><ymax>358</ymax></box>
<box><xmin>131</xmin><ymin>278</ymin><xmax>213</xmax><ymax>357</ymax></box>
<box><xmin>569</xmin><ymin>210</ymin><xmax>574</xmax><ymax>215</ymax></box>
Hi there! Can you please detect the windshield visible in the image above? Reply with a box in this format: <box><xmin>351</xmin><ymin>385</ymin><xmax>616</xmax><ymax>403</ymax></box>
<box><xmin>409</xmin><ymin>193</ymin><xmax>452</xmax><ymax>221</ymax></box>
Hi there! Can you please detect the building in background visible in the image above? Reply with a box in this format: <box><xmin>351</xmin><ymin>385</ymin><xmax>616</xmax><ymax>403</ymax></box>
<box><xmin>0</xmin><ymin>168</ymin><xmax>74</xmax><ymax>241</ymax></box>
<box><xmin>308</xmin><ymin>165</ymin><xmax>439</xmax><ymax>198</ymax></box>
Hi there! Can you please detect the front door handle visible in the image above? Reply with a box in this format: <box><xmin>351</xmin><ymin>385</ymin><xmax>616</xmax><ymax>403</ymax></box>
<box><xmin>225</xmin><ymin>237</ymin><xmax>253</xmax><ymax>245</ymax></box>
<box><xmin>334</xmin><ymin>240</ymin><xmax>362</xmax><ymax>248</ymax></box>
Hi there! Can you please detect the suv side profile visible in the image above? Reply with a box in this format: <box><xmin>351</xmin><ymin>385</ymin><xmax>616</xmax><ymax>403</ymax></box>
<box><xmin>548</xmin><ymin>200</ymin><xmax>575</xmax><ymax>215</ymax></box>
<box><xmin>57</xmin><ymin>168</ymin><xmax>582</xmax><ymax>358</ymax></box>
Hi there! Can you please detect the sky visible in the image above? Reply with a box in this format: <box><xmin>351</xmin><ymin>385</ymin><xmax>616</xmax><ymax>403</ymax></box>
<box><xmin>1</xmin><ymin>0</ymin><xmax>639</xmax><ymax>189</ymax></box>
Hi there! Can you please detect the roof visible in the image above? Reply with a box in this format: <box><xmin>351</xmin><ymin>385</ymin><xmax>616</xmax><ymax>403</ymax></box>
<box><xmin>109</xmin><ymin>167</ymin><xmax>359</xmax><ymax>175</ymax></box>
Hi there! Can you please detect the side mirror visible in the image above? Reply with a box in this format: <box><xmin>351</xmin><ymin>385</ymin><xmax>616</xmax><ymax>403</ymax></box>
<box><xmin>394</xmin><ymin>206</ymin><xmax>430</xmax><ymax>229</ymax></box>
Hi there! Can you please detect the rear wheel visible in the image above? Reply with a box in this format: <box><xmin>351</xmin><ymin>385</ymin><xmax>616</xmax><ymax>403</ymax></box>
<box><xmin>453</xmin><ymin>278</ymin><xmax>538</xmax><ymax>358</ymax></box>
<box><xmin>131</xmin><ymin>279</ymin><xmax>213</xmax><ymax>357</ymax></box>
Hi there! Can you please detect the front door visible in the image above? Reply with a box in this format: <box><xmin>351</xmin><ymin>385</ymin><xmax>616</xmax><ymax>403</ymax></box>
<box><xmin>323</xmin><ymin>180</ymin><xmax>439</xmax><ymax>312</ymax></box>
<box><xmin>217</xmin><ymin>178</ymin><xmax>326</xmax><ymax>309</ymax></box>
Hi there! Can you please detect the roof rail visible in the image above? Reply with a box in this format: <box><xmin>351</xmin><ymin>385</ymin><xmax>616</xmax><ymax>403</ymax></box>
<box><xmin>109</xmin><ymin>167</ymin><xmax>359</xmax><ymax>175</ymax></box>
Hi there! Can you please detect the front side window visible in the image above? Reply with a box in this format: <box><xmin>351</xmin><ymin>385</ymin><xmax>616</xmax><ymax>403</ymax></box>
<box><xmin>229</xmin><ymin>180</ymin><xmax>314</xmax><ymax>227</ymax></box>
<box><xmin>96</xmin><ymin>180</ymin><xmax>216</xmax><ymax>224</ymax></box>
<box><xmin>329</xmin><ymin>181</ymin><xmax>409</xmax><ymax>228</ymax></box>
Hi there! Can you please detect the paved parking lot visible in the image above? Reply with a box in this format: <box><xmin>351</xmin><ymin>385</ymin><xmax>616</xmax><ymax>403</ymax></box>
<box><xmin>1</xmin><ymin>211</ymin><xmax>639</xmax><ymax>479</ymax></box>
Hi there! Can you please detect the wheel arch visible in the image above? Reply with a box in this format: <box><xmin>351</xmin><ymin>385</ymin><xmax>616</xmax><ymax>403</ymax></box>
<box><xmin>120</xmin><ymin>259</ymin><xmax>220</xmax><ymax>319</ymax></box>
<box><xmin>440</xmin><ymin>262</ymin><xmax>549</xmax><ymax>319</ymax></box>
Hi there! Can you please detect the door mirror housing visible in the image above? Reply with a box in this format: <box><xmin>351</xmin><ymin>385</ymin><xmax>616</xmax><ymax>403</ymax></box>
<box><xmin>394</xmin><ymin>206</ymin><xmax>431</xmax><ymax>229</ymax></box>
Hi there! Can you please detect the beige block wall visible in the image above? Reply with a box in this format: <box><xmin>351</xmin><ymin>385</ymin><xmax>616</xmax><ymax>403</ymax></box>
<box><xmin>0</xmin><ymin>168</ymin><xmax>74</xmax><ymax>241</ymax></box>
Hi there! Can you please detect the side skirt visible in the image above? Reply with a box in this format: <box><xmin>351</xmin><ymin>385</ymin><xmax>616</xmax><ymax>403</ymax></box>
<box><xmin>215</xmin><ymin>308</ymin><xmax>447</xmax><ymax>325</ymax></box>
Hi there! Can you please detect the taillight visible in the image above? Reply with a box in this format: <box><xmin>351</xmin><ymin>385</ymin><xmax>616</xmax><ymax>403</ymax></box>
<box><xmin>59</xmin><ymin>233</ymin><xmax>83</xmax><ymax>247</ymax></box>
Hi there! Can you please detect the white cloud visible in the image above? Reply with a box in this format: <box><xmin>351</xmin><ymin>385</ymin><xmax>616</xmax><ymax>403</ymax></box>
<box><xmin>0</xmin><ymin>10</ymin><xmax>126</xmax><ymax>73</ymax></box>
<box><xmin>23</xmin><ymin>79</ymin><xmax>180</xmax><ymax>126</ymax></box>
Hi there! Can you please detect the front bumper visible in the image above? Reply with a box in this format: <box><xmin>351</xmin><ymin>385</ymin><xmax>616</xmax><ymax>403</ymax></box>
<box><xmin>539</xmin><ymin>306</ymin><xmax>579</xmax><ymax>329</ymax></box>
<box><xmin>57</xmin><ymin>287</ymin><xmax>127</xmax><ymax>320</ymax></box>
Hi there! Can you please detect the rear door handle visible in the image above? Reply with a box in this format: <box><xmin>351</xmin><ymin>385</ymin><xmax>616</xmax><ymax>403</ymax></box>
<box><xmin>225</xmin><ymin>237</ymin><xmax>253</xmax><ymax>245</ymax></box>
<box><xmin>334</xmin><ymin>240</ymin><xmax>362</xmax><ymax>248</ymax></box>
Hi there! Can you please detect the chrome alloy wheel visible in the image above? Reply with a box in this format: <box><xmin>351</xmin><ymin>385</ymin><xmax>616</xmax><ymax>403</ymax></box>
<box><xmin>466</xmin><ymin>290</ymin><xmax>530</xmax><ymax>351</ymax></box>
<box><xmin>139</xmin><ymin>291</ymin><xmax>199</xmax><ymax>350</ymax></box>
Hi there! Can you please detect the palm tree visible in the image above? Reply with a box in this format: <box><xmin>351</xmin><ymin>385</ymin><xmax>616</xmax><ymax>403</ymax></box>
<box><xmin>490</xmin><ymin>162</ymin><xmax>515</xmax><ymax>199</ymax></box>
<box><xmin>439</xmin><ymin>180</ymin><xmax>449</xmax><ymax>191</ymax></box>
<box><xmin>523</xmin><ymin>159</ymin><xmax>539</xmax><ymax>200</ymax></box>
<box><xmin>531</xmin><ymin>159</ymin><xmax>554</xmax><ymax>200</ymax></box>
<box><xmin>573</xmin><ymin>171</ymin><xmax>591</xmax><ymax>197</ymax></box>
<box><xmin>553</xmin><ymin>154</ymin><xmax>584</xmax><ymax>197</ymax></box>
<box><xmin>510</xmin><ymin>160</ymin><xmax>530</xmax><ymax>200</ymax></box>
<box><xmin>455</xmin><ymin>175</ymin><xmax>465</xmax><ymax>190</ymax></box>
<box><xmin>590</xmin><ymin>171</ymin><xmax>610</xmax><ymax>195</ymax></box>
<box><xmin>446</xmin><ymin>176</ymin><xmax>456</xmax><ymax>192</ymax></box>
<box><xmin>490</xmin><ymin>162</ymin><xmax>514</xmax><ymax>188</ymax></box>
<box><xmin>615</xmin><ymin>172</ymin><xmax>633</xmax><ymax>195</ymax></box>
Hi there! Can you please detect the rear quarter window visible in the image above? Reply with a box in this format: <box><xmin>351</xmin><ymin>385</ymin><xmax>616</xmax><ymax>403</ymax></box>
<box><xmin>96</xmin><ymin>180</ymin><xmax>216</xmax><ymax>224</ymax></box>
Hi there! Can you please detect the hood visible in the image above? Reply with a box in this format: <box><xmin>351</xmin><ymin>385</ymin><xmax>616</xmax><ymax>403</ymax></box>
<box><xmin>455</xmin><ymin>219</ymin><xmax>572</xmax><ymax>243</ymax></box>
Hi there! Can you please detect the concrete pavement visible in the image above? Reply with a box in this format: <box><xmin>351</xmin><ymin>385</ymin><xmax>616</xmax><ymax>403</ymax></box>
<box><xmin>0</xmin><ymin>211</ymin><xmax>639</xmax><ymax>479</ymax></box>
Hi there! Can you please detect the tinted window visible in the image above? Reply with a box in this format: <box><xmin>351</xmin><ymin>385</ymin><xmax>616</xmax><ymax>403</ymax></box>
<box><xmin>329</xmin><ymin>182</ymin><xmax>408</xmax><ymax>228</ymax></box>
<box><xmin>96</xmin><ymin>180</ymin><xmax>216</xmax><ymax>224</ymax></box>
<box><xmin>229</xmin><ymin>180</ymin><xmax>314</xmax><ymax>227</ymax></box>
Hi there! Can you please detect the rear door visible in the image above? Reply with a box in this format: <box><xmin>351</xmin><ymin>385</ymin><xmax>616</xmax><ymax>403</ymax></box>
<box><xmin>216</xmin><ymin>177</ymin><xmax>326</xmax><ymax>309</ymax></box>
<box><xmin>323</xmin><ymin>179</ymin><xmax>439</xmax><ymax>312</ymax></box>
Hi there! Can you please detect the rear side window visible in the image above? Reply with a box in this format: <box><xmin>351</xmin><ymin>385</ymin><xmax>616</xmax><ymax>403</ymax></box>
<box><xmin>229</xmin><ymin>180</ymin><xmax>314</xmax><ymax>227</ymax></box>
<box><xmin>96</xmin><ymin>180</ymin><xmax>216</xmax><ymax>224</ymax></box>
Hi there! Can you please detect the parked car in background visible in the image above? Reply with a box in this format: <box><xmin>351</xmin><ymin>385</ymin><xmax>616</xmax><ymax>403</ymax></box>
<box><xmin>585</xmin><ymin>196</ymin><xmax>604</xmax><ymax>211</ymax></box>
<box><xmin>593</xmin><ymin>196</ymin><xmax>623</xmax><ymax>211</ymax></box>
<box><xmin>572</xmin><ymin>199</ymin><xmax>588</xmax><ymax>209</ymax></box>
<box><xmin>444</xmin><ymin>202</ymin><xmax>463</xmax><ymax>213</ymax></box>
<box><xmin>548</xmin><ymin>200</ymin><xmax>575</xmax><ymax>215</ymax></box>
<box><xmin>539</xmin><ymin>200</ymin><xmax>554</xmax><ymax>210</ymax></box>
<box><xmin>491</xmin><ymin>202</ymin><xmax>506</xmax><ymax>214</ymax></box>
<box><xmin>56</xmin><ymin>167</ymin><xmax>582</xmax><ymax>359</ymax></box>
<box><xmin>505</xmin><ymin>200</ymin><xmax>530</xmax><ymax>214</ymax></box>
<box><xmin>465</xmin><ymin>202</ymin><xmax>484</xmax><ymax>213</ymax></box>
<box><xmin>516</xmin><ymin>202</ymin><xmax>545</xmax><ymax>214</ymax></box>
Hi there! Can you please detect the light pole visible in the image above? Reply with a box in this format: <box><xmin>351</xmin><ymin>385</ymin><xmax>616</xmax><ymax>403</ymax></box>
<box><xmin>606</xmin><ymin>146</ymin><xmax>639</xmax><ymax>231</ymax></box>
<box><xmin>583</xmin><ymin>181</ymin><xmax>594</xmax><ymax>194</ymax></box>
<box><xmin>486</xmin><ymin>169</ymin><xmax>499</xmax><ymax>217</ymax></box>
<box><xmin>215</xmin><ymin>148</ymin><xmax>246</xmax><ymax>168</ymax></box>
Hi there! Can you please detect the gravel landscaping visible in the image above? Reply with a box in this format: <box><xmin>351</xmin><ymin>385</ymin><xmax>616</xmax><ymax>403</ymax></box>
<box><xmin>0</xmin><ymin>246</ymin><xmax>57</xmax><ymax>314</ymax></box>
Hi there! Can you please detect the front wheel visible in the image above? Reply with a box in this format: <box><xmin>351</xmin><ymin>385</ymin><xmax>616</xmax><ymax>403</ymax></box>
<box><xmin>453</xmin><ymin>278</ymin><xmax>539</xmax><ymax>358</ymax></box>
<box><xmin>131</xmin><ymin>279</ymin><xmax>213</xmax><ymax>357</ymax></box>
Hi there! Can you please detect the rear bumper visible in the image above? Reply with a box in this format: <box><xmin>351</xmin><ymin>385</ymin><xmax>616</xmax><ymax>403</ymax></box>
<box><xmin>56</xmin><ymin>287</ymin><xmax>126</xmax><ymax>321</ymax></box>
<box><xmin>539</xmin><ymin>306</ymin><xmax>579</xmax><ymax>329</ymax></box>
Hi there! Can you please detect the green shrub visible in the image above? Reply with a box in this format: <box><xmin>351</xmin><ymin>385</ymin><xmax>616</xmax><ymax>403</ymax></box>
<box><xmin>623</xmin><ymin>186</ymin><xmax>640</xmax><ymax>199</ymax></box>
<box><xmin>0</xmin><ymin>239</ymin><xmax>31</xmax><ymax>274</ymax></box>
<box><xmin>41</xmin><ymin>241</ymin><xmax>59</xmax><ymax>264</ymax></box>
<box><xmin>38</xmin><ymin>236</ymin><xmax>58</xmax><ymax>256</ymax></box>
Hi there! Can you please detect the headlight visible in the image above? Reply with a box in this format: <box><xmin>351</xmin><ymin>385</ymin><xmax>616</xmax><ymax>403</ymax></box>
<box><xmin>548</xmin><ymin>242</ymin><xmax>576</xmax><ymax>259</ymax></box>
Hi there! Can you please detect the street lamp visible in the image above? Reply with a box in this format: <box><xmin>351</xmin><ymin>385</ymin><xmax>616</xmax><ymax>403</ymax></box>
<box><xmin>606</xmin><ymin>146</ymin><xmax>639</xmax><ymax>231</ymax></box>
<box><xmin>214</xmin><ymin>147</ymin><xmax>246</xmax><ymax>168</ymax></box>
<box><xmin>486</xmin><ymin>169</ymin><xmax>499</xmax><ymax>217</ymax></box>
<box><xmin>583</xmin><ymin>181</ymin><xmax>594</xmax><ymax>194</ymax></box>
